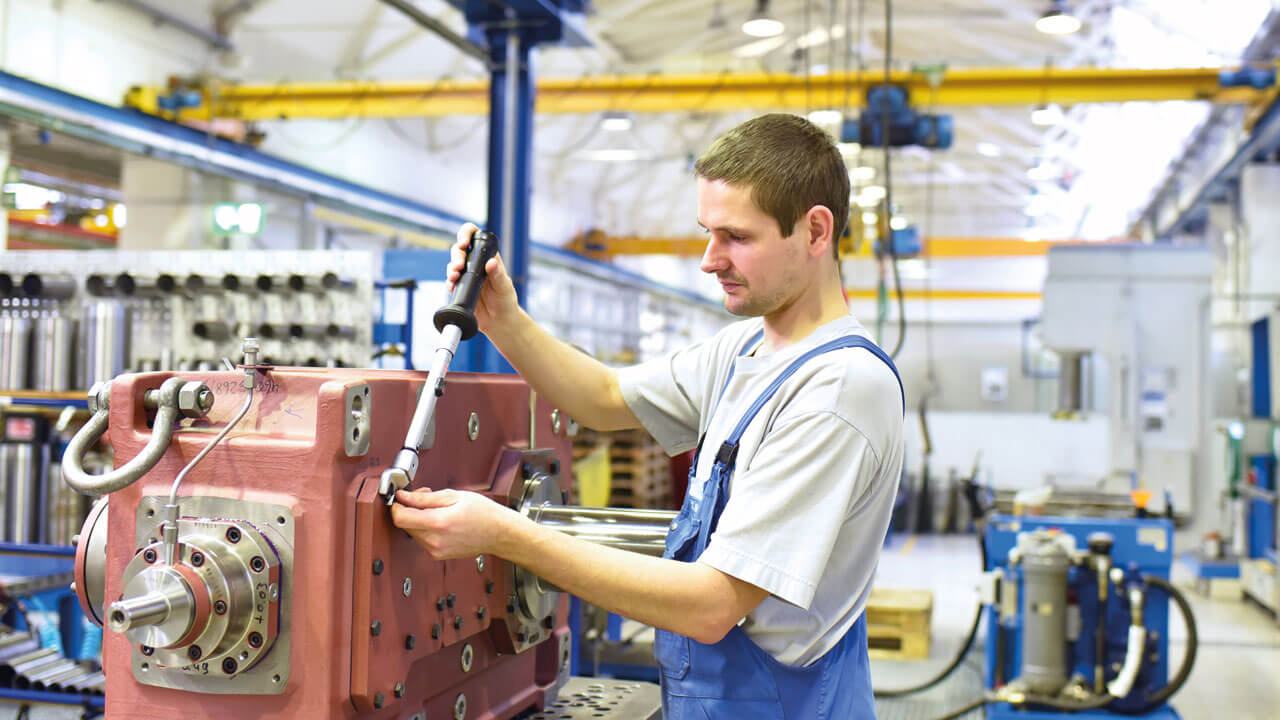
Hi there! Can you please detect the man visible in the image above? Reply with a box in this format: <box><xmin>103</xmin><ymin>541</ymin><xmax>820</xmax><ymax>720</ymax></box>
<box><xmin>392</xmin><ymin>113</ymin><xmax>905</xmax><ymax>719</ymax></box>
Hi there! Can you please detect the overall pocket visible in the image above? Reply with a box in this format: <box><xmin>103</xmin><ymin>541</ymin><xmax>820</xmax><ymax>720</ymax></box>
<box><xmin>654</xmin><ymin>628</ymin><xmax>691</xmax><ymax>680</ymax></box>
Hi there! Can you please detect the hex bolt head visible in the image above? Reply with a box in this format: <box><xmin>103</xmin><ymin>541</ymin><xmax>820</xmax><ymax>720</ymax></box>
<box><xmin>549</xmin><ymin>460</ymin><xmax>561</xmax><ymax>475</ymax></box>
<box><xmin>394</xmin><ymin>682</ymin><xmax>406</xmax><ymax>698</ymax></box>
<box><xmin>222</xmin><ymin>657</ymin><xmax>238</xmax><ymax>674</ymax></box>
<box><xmin>140</xmin><ymin>645</ymin><xmax>154</xmax><ymax>657</ymax></box>
<box><xmin>248</xmin><ymin>632</ymin><xmax>263</xmax><ymax>649</ymax></box>
<box><xmin>372</xmin><ymin>558</ymin><xmax>384</xmax><ymax>575</ymax></box>
<box><xmin>142</xmin><ymin>548</ymin><xmax>157</xmax><ymax>564</ymax></box>
<box><xmin>188</xmin><ymin>645</ymin><xmax>203</xmax><ymax>661</ymax></box>
<box><xmin>477</xmin><ymin>607</ymin><xmax>487</xmax><ymax>620</ymax></box>
<box><xmin>476</xmin><ymin>555</ymin><xmax>485</xmax><ymax>573</ymax></box>
<box><xmin>250</xmin><ymin>556</ymin><xmax>266</xmax><ymax>572</ymax></box>
<box><xmin>436</xmin><ymin>597</ymin><xmax>446</xmax><ymax>611</ymax></box>
<box><xmin>453</xmin><ymin>616</ymin><xmax>464</xmax><ymax>630</ymax></box>
<box><xmin>225</xmin><ymin>527</ymin><xmax>241</xmax><ymax>543</ymax></box>
<box><xmin>431</xmin><ymin>624</ymin><xmax>441</xmax><ymax>639</ymax></box>
<box><xmin>370</xmin><ymin>620</ymin><xmax>382</xmax><ymax>637</ymax></box>
<box><xmin>190</xmin><ymin>552</ymin><xmax>205</xmax><ymax>567</ymax></box>
<box><xmin>214</xmin><ymin>600</ymin><xmax>227</xmax><ymax>615</ymax></box>
<box><xmin>177</xmin><ymin>381</ymin><xmax>214</xmax><ymax>417</ymax></box>
<box><xmin>446</xmin><ymin>593</ymin><xmax>456</xmax><ymax>608</ymax></box>
<box><xmin>485</xmin><ymin>580</ymin><xmax>495</xmax><ymax>594</ymax></box>
<box><xmin>402</xmin><ymin>577</ymin><xmax>412</xmax><ymax>597</ymax></box>
<box><xmin>373</xmin><ymin>692</ymin><xmax>385</xmax><ymax>709</ymax></box>
<box><xmin>405</xmin><ymin>635</ymin><xmax>416</xmax><ymax>650</ymax></box>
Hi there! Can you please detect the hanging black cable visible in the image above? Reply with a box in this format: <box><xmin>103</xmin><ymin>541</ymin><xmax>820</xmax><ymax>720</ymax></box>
<box><xmin>881</xmin><ymin>0</ymin><xmax>907</xmax><ymax>360</ymax></box>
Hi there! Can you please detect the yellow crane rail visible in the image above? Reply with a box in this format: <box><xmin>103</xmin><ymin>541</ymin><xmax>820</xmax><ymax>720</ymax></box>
<box><xmin>125</xmin><ymin>66</ymin><xmax>1272</xmax><ymax>121</ymax></box>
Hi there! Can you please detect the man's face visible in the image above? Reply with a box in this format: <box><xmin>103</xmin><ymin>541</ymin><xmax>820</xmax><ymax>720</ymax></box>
<box><xmin>697</xmin><ymin>178</ymin><xmax>807</xmax><ymax>318</ymax></box>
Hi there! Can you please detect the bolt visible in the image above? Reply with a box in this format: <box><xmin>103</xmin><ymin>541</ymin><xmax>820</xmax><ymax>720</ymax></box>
<box><xmin>373</xmin><ymin>692</ymin><xmax>385</xmax><ymax>709</ymax></box>
<box><xmin>188</xmin><ymin>645</ymin><xmax>203</xmax><ymax>661</ymax></box>
<box><xmin>485</xmin><ymin>580</ymin><xmax>494</xmax><ymax>594</ymax></box>
<box><xmin>447</xmin><ymin>593</ymin><xmax>456</xmax><ymax>608</ymax></box>
<box><xmin>477</xmin><ymin>607</ymin><xmax>487</xmax><ymax>620</ymax></box>
<box><xmin>373</xmin><ymin>558</ymin><xmax>384</xmax><ymax>575</ymax></box>
<box><xmin>403</xmin><ymin>577</ymin><xmax>412</xmax><ymax>597</ymax></box>
<box><xmin>436</xmin><ymin>597</ymin><xmax>446</xmax><ymax>611</ymax></box>
<box><xmin>248</xmin><ymin>632</ymin><xmax>263</xmax><ymax>649</ymax></box>
<box><xmin>394</xmin><ymin>682</ymin><xmax>405</xmax><ymax>698</ymax></box>
<box><xmin>214</xmin><ymin>600</ymin><xmax>227</xmax><ymax>615</ymax></box>
<box><xmin>190</xmin><ymin>551</ymin><xmax>205</xmax><ymax>567</ymax></box>
<box><xmin>197</xmin><ymin>388</ymin><xmax>214</xmax><ymax>413</ymax></box>
<box><xmin>226</xmin><ymin>527</ymin><xmax>241</xmax><ymax>543</ymax></box>
<box><xmin>405</xmin><ymin>635</ymin><xmax>416</xmax><ymax>650</ymax></box>
<box><xmin>476</xmin><ymin>555</ymin><xmax>485</xmax><ymax>573</ymax></box>
<box><xmin>432</xmin><ymin>624</ymin><xmax>441</xmax><ymax>639</ymax></box>
<box><xmin>521</xmin><ymin>462</ymin><xmax>534</xmax><ymax>479</ymax></box>
<box><xmin>143</xmin><ymin>548</ymin><xmax>157</xmax><ymax>563</ymax></box>
<box><xmin>454</xmin><ymin>616</ymin><xmax>464</xmax><ymax>630</ymax></box>
<box><xmin>250</xmin><ymin>556</ymin><xmax>266</xmax><ymax>572</ymax></box>
<box><xmin>222</xmin><ymin>657</ymin><xmax>238</xmax><ymax>674</ymax></box>
<box><xmin>140</xmin><ymin>645</ymin><xmax>154</xmax><ymax>656</ymax></box>
<box><xmin>549</xmin><ymin>460</ymin><xmax>561</xmax><ymax>475</ymax></box>
<box><xmin>371</xmin><ymin>620</ymin><xmax>382</xmax><ymax>637</ymax></box>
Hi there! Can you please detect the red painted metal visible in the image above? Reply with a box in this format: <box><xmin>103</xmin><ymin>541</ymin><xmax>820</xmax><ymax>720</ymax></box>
<box><xmin>94</xmin><ymin>367</ymin><xmax>573</xmax><ymax>718</ymax></box>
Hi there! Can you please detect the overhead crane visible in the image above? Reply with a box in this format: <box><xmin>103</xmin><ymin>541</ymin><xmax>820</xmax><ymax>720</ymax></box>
<box><xmin>125</xmin><ymin>65</ymin><xmax>1277</xmax><ymax>122</ymax></box>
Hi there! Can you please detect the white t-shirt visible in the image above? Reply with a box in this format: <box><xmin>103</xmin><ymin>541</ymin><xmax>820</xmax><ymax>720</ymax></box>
<box><xmin>617</xmin><ymin>315</ymin><xmax>904</xmax><ymax>666</ymax></box>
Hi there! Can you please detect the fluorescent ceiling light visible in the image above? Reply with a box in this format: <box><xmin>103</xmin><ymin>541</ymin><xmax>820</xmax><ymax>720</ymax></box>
<box><xmin>1027</xmin><ymin>164</ymin><xmax>1059</xmax><ymax>181</ymax></box>
<box><xmin>1031</xmin><ymin>103</ymin><xmax>1065</xmax><ymax>126</ymax></box>
<box><xmin>1035</xmin><ymin>4</ymin><xmax>1083</xmax><ymax>35</ymax></box>
<box><xmin>850</xmin><ymin>166</ymin><xmax>876</xmax><ymax>181</ymax></box>
<box><xmin>601</xmin><ymin>113</ymin><xmax>632</xmax><ymax>132</ymax></box>
<box><xmin>743</xmin><ymin>0</ymin><xmax>784</xmax><ymax>37</ymax></box>
<box><xmin>890</xmin><ymin>216</ymin><xmax>908</xmax><ymax>231</ymax></box>
<box><xmin>733</xmin><ymin>35</ymin><xmax>788</xmax><ymax>58</ymax></box>
<box><xmin>861</xmin><ymin>211</ymin><xmax>878</xmax><ymax>225</ymax></box>
<box><xmin>860</xmin><ymin>185</ymin><xmax>887</xmax><ymax>201</ymax></box>
<box><xmin>807</xmin><ymin>109</ymin><xmax>842</xmax><ymax>125</ymax></box>
<box><xmin>976</xmin><ymin>142</ymin><xmax>1002</xmax><ymax>158</ymax></box>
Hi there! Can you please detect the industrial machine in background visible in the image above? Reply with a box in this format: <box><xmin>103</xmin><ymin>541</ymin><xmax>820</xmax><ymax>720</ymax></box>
<box><xmin>58</xmin><ymin>233</ymin><xmax>665</xmax><ymax>718</ymax></box>
<box><xmin>978</xmin><ymin>515</ymin><xmax>1195</xmax><ymax>719</ymax></box>
<box><xmin>1041</xmin><ymin>244</ymin><xmax>1214</xmax><ymax>523</ymax></box>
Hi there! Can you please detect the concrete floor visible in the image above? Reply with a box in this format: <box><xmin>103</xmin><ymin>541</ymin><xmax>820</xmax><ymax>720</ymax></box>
<box><xmin>873</xmin><ymin>533</ymin><xmax>1280</xmax><ymax>720</ymax></box>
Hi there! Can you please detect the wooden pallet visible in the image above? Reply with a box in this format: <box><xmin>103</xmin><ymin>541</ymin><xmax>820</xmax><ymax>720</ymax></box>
<box><xmin>572</xmin><ymin>428</ymin><xmax>674</xmax><ymax>509</ymax></box>
<box><xmin>865</xmin><ymin>587</ymin><xmax>932</xmax><ymax>661</ymax></box>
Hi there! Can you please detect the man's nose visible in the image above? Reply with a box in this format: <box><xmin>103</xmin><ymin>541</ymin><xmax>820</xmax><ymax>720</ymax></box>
<box><xmin>700</xmin><ymin>237</ymin><xmax>727</xmax><ymax>274</ymax></box>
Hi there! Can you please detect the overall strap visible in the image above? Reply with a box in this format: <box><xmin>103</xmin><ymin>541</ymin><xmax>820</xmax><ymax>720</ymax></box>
<box><xmin>693</xmin><ymin>328</ymin><xmax>765</xmax><ymax>461</ymax></box>
<box><xmin>711</xmin><ymin>334</ymin><xmax>904</xmax><ymax>468</ymax></box>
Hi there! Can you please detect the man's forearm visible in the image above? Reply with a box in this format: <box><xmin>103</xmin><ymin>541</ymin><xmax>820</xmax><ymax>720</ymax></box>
<box><xmin>487</xmin><ymin>308</ymin><xmax>638</xmax><ymax>431</ymax></box>
<box><xmin>495</xmin><ymin>513</ymin><xmax>754</xmax><ymax>644</ymax></box>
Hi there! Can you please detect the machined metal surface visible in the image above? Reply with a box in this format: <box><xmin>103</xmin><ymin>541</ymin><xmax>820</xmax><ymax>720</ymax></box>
<box><xmin>2</xmin><ymin>443</ymin><xmax>46</xmax><ymax>543</ymax></box>
<box><xmin>523</xmin><ymin>678</ymin><xmax>662</xmax><ymax>720</ymax></box>
<box><xmin>82</xmin><ymin>301</ymin><xmax>129</xmax><ymax>387</ymax></box>
<box><xmin>124</xmin><ymin>495</ymin><xmax>294</xmax><ymax>695</ymax></box>
<box><xmin>345</xmin><ymin>383</ymin><xmax>371</xmax><ymax>457</ymax></box>
<box><xmin>31</xmin><ymin>315</ymin><xmax>76</xmax><ymax>391</ymax></box>
<box><xmin>513</xmin><ymin>471</ymin><xmax>566</xmax><ymax>628</ymax></box>
<box><xmin>75</xmin><ymin>497</ymin><xmax>110</xmax><ymax>626</ymax></box>
<box><xmin>531</xmin><ymin>506</ymin><xmax>674</xmax><ymax>558</ymax></box>
<box><xmin>0</xmin><ymin>315</ymin><xmax>31</xmax><ymax>389</ymax></box>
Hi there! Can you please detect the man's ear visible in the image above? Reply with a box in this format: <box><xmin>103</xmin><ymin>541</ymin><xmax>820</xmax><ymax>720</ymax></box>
<box><xmin>804</xmin><ymin>205</ymin><xmax>835</xmax><ymax>259</ymax></box>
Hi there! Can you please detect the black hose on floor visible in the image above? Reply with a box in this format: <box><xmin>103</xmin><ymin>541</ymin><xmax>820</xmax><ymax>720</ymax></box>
<box><xmin>874</xmin><ymin>535</ymin><xmax>988</xmax><ymax>698</ymax></box>
<box><xmin>1138</xmin><ymin>575</ymin><xmax>1198</xmax><ymax>710</ymax></box>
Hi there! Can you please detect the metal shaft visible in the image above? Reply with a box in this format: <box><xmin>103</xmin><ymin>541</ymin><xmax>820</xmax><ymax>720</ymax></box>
<box><xmin>107</xmin><ymin>586</ymin><xmax>191</xmax><ymax>633</ymax></box>
<box><xmin>382</xmin><ymin>323</ymin><xmax>463</xmax><ymax>502</ymax></box>
<box><xmin>532</xmin><ymin>506</ymin><xmax>675</xmax><ymax>557</ymax></box>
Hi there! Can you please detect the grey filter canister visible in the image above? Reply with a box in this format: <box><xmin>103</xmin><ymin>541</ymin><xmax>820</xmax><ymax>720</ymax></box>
<box><xmin>0</xmin><ymin>315</ymin><xmax>32</xmax><ymax>389</ymax></box>
<box><xmin>1018</xmin><ymin>530</ymin><xmax>1073</xmax><ymax>695</ymax></box>
<box><xmin>32</xmin><ymin>316</ymin><xmax>77</xmax><ymax>392</ymax></box>
<box><xmin>82</xmin><ymin>302</ymin><xmax>129</xmax><ymax>387</ymax></box>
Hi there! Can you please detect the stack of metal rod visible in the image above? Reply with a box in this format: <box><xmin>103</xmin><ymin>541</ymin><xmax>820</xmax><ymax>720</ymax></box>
<box><xmin>0</xmin><ymin>625</ymin><xmax>104</xmax><ymax>695</ymax></box>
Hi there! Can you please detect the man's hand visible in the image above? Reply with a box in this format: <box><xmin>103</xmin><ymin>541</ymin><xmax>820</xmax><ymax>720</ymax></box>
<box><xmin>449</xmin><ymin>223</ymin><xmax>520</xmax><ymax>335</ymax></box>
<box><xmin>391</xmin><ymin>488</ymin><xmax>523</xmax><ymax>560</ymax></box>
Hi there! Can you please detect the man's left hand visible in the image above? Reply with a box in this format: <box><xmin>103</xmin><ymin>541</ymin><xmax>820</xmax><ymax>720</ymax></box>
<box><xmin>391</xmin><ymin>489</ymin><xmax>519</xmax><ymax>559</ymax></box>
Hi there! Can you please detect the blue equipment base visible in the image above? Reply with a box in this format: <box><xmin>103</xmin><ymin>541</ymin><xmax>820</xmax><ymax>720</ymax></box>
<box><xmin>987</xmin><ymin>702</ymin><xmax>1181</xmax><ymax>720</ymax></box>
<box><xmin>1179</xmin><ymin>550</ymin><xmax>1240</xmax><ymax>579</ymax></box>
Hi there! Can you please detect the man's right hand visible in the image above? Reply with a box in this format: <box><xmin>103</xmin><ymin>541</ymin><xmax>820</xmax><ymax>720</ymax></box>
<box><xmin>448</xmin><ymin>223</ymin><xmax>520</xmax><ymax>335</ymax></box>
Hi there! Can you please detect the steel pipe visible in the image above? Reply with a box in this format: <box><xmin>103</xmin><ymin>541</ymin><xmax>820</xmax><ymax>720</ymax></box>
<box><xmin>194</xmin><ymin>320</ymin><xmax>232</xmax><ymax>341</ymax></box>
<box><xmin>116</xmin><ymin>272</ymin><xmax>164</xmax><ymax>297</ymax></box>
<box><xmin>107</xmin><ymin>585</ymin><xmax>191</xmax><ymax>633</ymax></box>
<box><xmin>21</xmin><ymin>273</ymin><xmax>77</xmax><ymax>300</ymax></box>
<box><xmin>531</xmin><ymin>505</ymin><xmax>675</xmax><ymax>557</ymax></box>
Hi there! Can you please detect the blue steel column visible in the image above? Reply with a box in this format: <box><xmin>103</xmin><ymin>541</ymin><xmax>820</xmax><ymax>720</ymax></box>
<box><xmin>469</xmin><ymin>23</ymin><xmax>535</xmax><ymax>375</ymax></box>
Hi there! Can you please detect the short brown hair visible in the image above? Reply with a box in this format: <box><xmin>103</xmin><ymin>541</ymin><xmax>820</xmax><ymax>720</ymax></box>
<box><xmin>694</xmin><ymin>114</ymin><xmax>850</xmax><ymax>258</ymax></box>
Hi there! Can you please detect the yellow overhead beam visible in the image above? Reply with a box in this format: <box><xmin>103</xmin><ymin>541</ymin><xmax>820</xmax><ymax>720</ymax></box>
<box><xmin>125</xmin><ymin>66</ymin><xmax>1271</xmax><ymax>121</ymax></box>
<box><xmin>567</xmin><ymin>230</ymin><xmax>1117</xmax><ymax>260</ymax></box>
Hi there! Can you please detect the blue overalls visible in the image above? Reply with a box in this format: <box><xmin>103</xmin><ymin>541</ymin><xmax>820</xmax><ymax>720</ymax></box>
<box><xmin>656</xmin><ymin>330</ymin><xmax>904</xmax><ymax>720</ymax></box>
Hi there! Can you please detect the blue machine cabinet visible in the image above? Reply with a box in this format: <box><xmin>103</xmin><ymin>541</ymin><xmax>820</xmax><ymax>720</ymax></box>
<box><xmin>984</xmin><ymin>515</ymin><xmax>1182</xmax><ymax>720</ymax></box>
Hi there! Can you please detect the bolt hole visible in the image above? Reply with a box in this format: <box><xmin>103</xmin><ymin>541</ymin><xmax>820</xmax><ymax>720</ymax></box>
<box><xmin>110</xmin><ymin>610</ymin><xmax>125</xmax><ymax>625</ymax></box>
<box><xmin>276</xmin><ymin>515</ymin><xmax>286</xmax><ymax>525</ymax></box>
<box><xmin>352</xmin><ymin>394</ymin><xmax>363</xmax><ymax>412</ymax></box>
<box><xmin>145</xmin><ymin>508</ymin><xmax>155</xmax><ymax>518</ymax></box>
<box><xmin>353</xmin><ymin>426</ymin><xmax>360</xmax><ymax>441</ymax></box>
<box><xmin>140</xmin><ymin>663</ymin><xmax>149</xmax><ymax>672</ymax></box>
<box><xmin>272</xmin><ymin>674</ymin><xmax>281</xmax><ymax>683</ymax></box>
